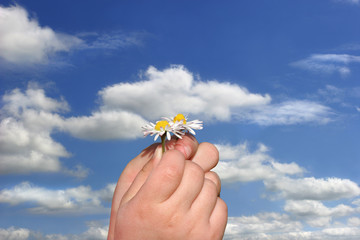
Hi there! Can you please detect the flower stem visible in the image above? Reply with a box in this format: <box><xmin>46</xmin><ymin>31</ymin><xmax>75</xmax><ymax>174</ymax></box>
<box><xmin>161</xmin><ymin>134</ymin><xmax>166</xmax><ymax>153</ymax></box>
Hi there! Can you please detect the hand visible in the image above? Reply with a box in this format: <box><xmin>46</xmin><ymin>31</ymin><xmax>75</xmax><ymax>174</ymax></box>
<box><xmin>108</xmin><ymin>135</ymin><xmax>228</xmax><ymax>240</ymax></box>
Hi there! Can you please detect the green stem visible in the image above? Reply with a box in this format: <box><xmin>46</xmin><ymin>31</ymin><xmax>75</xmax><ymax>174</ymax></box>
<box><xmin>161</xmin><ymin>133</ymin><xmax>166</xmax><ymax>153</ymax></box>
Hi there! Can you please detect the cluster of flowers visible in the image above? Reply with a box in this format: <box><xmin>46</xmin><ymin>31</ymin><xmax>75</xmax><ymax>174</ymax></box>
<box><xmin>142</xmin><ymin>113</ymin><xmax>203</xmax><ymax>142</ymax></box>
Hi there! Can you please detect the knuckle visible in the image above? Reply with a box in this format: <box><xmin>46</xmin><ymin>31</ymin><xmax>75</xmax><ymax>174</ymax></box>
<box><xmin>205</xmin><ymin>178</ymin><xmax>218</xmax><ymax>196</ymax></box>
<box><xmin>162</xmin><ymin>163</ymin><xmax>182</xmax><ymax>181</ymax></box>
<box><xmin>205</xmin><ymin>171</ymin><xmax>221</xmax><ymax>193</ymax></box>
<box><xmin>186</xmin><ymin>161</ymin><xmax>204</xmax><ymax>179</ymax></box>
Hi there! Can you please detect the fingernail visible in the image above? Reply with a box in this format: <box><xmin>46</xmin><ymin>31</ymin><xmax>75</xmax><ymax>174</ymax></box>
<box><xmin>184</xmin><ymin>145</ymin><xmax>191</xmax><ymax>159</ymax></box>
<box><xmin>153</xmin><ymin>146</ymin><xmax>163</xmax><ymax>165</ymax></box>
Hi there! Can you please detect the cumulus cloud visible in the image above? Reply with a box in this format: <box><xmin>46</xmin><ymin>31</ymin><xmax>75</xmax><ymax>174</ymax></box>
<box><xmin>291</xmin><ymin>54</ymin><xmax>360</xmax><ymax>76</ymax></box>
<box><xmin>0</xmin><ymin>65</ymin><xmax>334</xmax><ymax>175</ymax></box>
<box><xmin>348</xmin><ymin>217</ymin><xmax>360</xmax><ymax>227</ymax></box>
<box><xmin>0</xmin><ymin>5</ymin><xmax>82</xmax><ymax>64</ymax></box>
<box><xmin>284</xmin><ymin>200</ymin><xmax>359</xmax><ymax>227</ymax></box>
<box><xmin>63</xmin><ymin>111</ymin><xmax>146</xmax><ymax>140</ymax></box>
<box><xmin>214</xmin><ymin>142</ymin><xmax>304</xmax><ymax>183</ymax></box>
<box><xmin>99</xmin><ymin>65</ymin><xmax>332</xmax><ymax>125</ymax></box>
<box><xmin>224</xmin><ymin>213</ymin><xmax>303</xmax><ymax>240</ymax></box>
<box><xmin>99</xmin><ymin>65</ymin><xmax>271</xmax><ymax>122</ymax></box>
<box><xmin>0</xmin><ymin>5</ymin><xmax>145</xmax><ymax>66</ymax></box>
<box><xmin>264</xmin><ymin>177</ymin><xmax>360</xmax><ymax>201</ymax></box>
<box><xmin>0</xmin><ymin>182</ymin><xmax>115</xmax><ymax>215</ymax></box>
<box><xmin>0</xmin><ymin>227</ymin><xmax>30</xmax><ymax>240</ymax></box>
<box><xmin>0</xmin><ymin>225</ymin><xmax>108</xmax><ymax>240</ymax></box>
<box><xmin>224</xmin><ymin>215</ymin><xmax>360</xmax><ymax>240</ymax></box>
<box><xmin>0</xmin><ymin>85</ymin><xmax>86</xmax><ymax>176</ymax></box>
<box><xmin>215</xmin><ymin>142</ymin><xmax>360</xmax><ymax>200</ymax></box>
<box><xmin>216</xmin><ymin>141</ymin><xmax>360</xmax><ymax>238</ymax></box>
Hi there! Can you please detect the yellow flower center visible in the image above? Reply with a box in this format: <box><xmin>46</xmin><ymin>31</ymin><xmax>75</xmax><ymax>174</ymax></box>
<box><xmin>155</xmin><ymin>120</ymin><xmax>170</xmax><ymax>131</ymax></box>
<box><xmin>173</xmin><ymin>113</ymin><xmax>186</xmax><ymax>124</ymax></box>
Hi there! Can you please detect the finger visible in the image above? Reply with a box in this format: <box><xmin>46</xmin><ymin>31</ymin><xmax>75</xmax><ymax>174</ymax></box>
<box><xmin>108</xmin><ymin>143</ymin><xmax>159</xmax><ymax>240</ymax></box>
<box><xmin>171</xmin><ymin>133</ymin><xmax>199</xmax><ymax>160</ymax></box>
<box><xmin>191</xmin><ymin>178</ymin><xmax>219</xmax><ymax>220</ymax></box>
<box><xmin>109</xmin><ymin>143</ymin><xmax>159</xmax><ymax>210</ymax></box>
<box><xmin>115</xmin><ymin>143</ymin><xmax>160</xmax><ymax>199</ymax></box>
<box><xmin>136</xmin><ymin>150</ymin><xmax>185</xmax><ymax>204</ymax></box>
<box><xmin>210</xmin><ymin>198</ymin><xmax>228</xmax><ymax>239</ymax></box>
<box><xmin>120</xmin><ymin>146</ymin><xmax>163</xmax><ymax>205</ymax></box>
<box><xmin>191</xmin><ymin>142</ymin><xmax>219</xmax><ymax>172</ymax></box>
<box><xmin>205</xmin><ymin>171</ymin><xmax>221</xmax><ymax>196</ymax></box>
<box><xmin>167</xmin><ymin>161</ymin><xmax>204</xmax><ymax>210</ymax></box>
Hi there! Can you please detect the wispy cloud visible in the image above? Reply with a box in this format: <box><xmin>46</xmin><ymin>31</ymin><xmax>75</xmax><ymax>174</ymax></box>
<box><xmin>291</xmin><ymin>54</ymin><xmax>360</xmax><ymax>76</ymax></box>
<box><xmin>334</xmin><ymin>0</ymin><xmax>360</xmax><ymax>5</ymax></box>
<box><xmin>238</xmin><ymin>100</ymin><xmax>333</xmax><ymax>125</ymax></box>
<box><xmin>78</xmin><ymin>31</ymin><xmax>146</xmax><ymax>50</ymax></box>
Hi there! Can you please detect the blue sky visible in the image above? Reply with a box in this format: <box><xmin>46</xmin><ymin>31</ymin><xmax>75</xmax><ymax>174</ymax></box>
<box><xmin>1</xmin><ymin>0</ymin><xmax>360</xmax><ymax>239</ymax></box>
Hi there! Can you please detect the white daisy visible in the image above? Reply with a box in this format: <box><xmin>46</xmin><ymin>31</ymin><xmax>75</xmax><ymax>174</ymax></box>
<box><xmin>168</xmin><ymin>113</ymin><xmax>203</xmax><ymax>135</ymax></box>
<box><xmin>142</xmin><ymin>120</ymin><xmax>172</xmax><ymax>141</ymax></box>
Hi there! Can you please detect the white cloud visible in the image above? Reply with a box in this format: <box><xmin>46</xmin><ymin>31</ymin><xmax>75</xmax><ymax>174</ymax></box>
<box><xmin>99</xmin><ymin>65</ymin><xmax>331</xmax><ymax>125</ymax></box>
<box><xmin>216</xmin><ymin>141</ymin><xmax>360</xmax><ymax>238</ymax></box>
<box><xmin>63</xmin><ymin>110</ymin><xmax>146</xmax><ymax>140</ymax></box>
<box><xmin>0</xmin><ymin>85</ymin><xmax>86</xmax><ymax>176</ymax></box>
<box><xmin>0</xmin><ymin>5</ymin><xmax>145</xmax><ymax>66</ymax></box>
<box><xmin>318</xmin><ymin>85</ymin><xmax>346</xmax><ymax>103</ymax></box>
<box><xmin>0</xmin><ymin>227</ymin><xmax>30</xmax><ymax>240</ymax></box>
<box><xmin>224</xmin><ymin>213</ymin><xmax>303</xmax><ymax>240</ymax></box>
<box><xmin>0</xmin><ymin>65</ymin><xmax>335</xmax><ymax>175</ymax></box>
<box><xmin>284</xmin><ymin>200</ymin><xmax>358</xmax><ymax>227</ymax></box>
<box><xmin>0</xmin><ymin>225</ymin><xmax>108</xmax><ymax>240</ymax></box>
<box><xmin>334</xmin><ymin>0</ymin><xmax>360</xmax><ymax>4</ymax></box>
<box><xmin>99</xmin><ymin>65</ymin><xmax>271</xmax><ymax>122</ymax></box>
<box><xmin>352</xmin><ymin>198</ymin><xmax>360</xmax><ymax>206</ymax></box>
<box><xmin>214</xmin><ymin>142</ymin><xmax>304</xmax><ymax>183</ymax></box>
<box><xmin>79</xmin><ymin>31</ymin><xmax>145</xmax><ymax>50</ymax></box>
<box><xmin>0</xmin><ymin>5</ymin><xmax>82</xmax><ymax>64</ymax></box>
<box><xmin>264</xmin><ymin>177</ymin><xmax>360</xmax><ymax>201</ymax></box>
<box><xmin>0</xmin><ymin>182</ymin><xmax>115</xmax><ymax>215</ymax></box>
<box><xmin>322</xmin><ymin>227</ymin><xmax>360</xmax><ymax>238</ymax></box>
<box><xmin>214</xmin><ymin>142</ymin><xmax>360</xmax><ymax>202</ymax></box>
<box><xmin>348</xmin><ymin>217</ymin><xmax>360</xmax><ymax>227</ymax></box>
<box><xmin>291</xmin><ymin>54</ymin><xmax>360</xmax><ymax>76</ymax></box>
<box><xmin>240</xmin><ymin>100</ymin><xmax>333</xmax><ymax>125</ymax></box>
<box><xmin>224</xmin><ymin>214</ymin><xmax>360</xmax><ymax>240</ymax></box>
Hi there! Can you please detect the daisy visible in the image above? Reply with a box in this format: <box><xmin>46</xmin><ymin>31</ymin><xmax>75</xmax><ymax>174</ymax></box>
<box><xmin>142</xmin><ymin>113</ymin><xmax>203</xmax><ymax>153</ymax></box>
<box><xmin>169</xmin><ymin>113</ymin><xmax>203</xmax><ymax>135</ymax></box>
<box><xmin>142</xmin><ymin>120</ymin><xmax>172</xmax><ymax>141</ymax></box>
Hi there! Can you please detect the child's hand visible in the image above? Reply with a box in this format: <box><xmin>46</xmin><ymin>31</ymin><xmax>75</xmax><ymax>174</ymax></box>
<box><xmin>108</xmin><ymin>135</ymin><xmax>227</xmax><ymax>240</ymax></box>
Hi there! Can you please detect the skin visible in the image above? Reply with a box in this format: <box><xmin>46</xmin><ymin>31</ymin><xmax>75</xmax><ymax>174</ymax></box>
<box><xmin>108</xmin><ymin>134</ymin><xmax>228</xmax><ymax>240</ymax></box>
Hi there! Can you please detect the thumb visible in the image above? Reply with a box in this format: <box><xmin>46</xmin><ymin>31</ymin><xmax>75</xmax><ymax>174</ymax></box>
<box><xmin>136</xmin><ymin>149</ymin><xmax>185</xmax><ymax>204</ymax></box>
<box><xmin>120</xmin><ymin>146</ymin><xmax>163</xmax><ymax>205</ymax></box>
